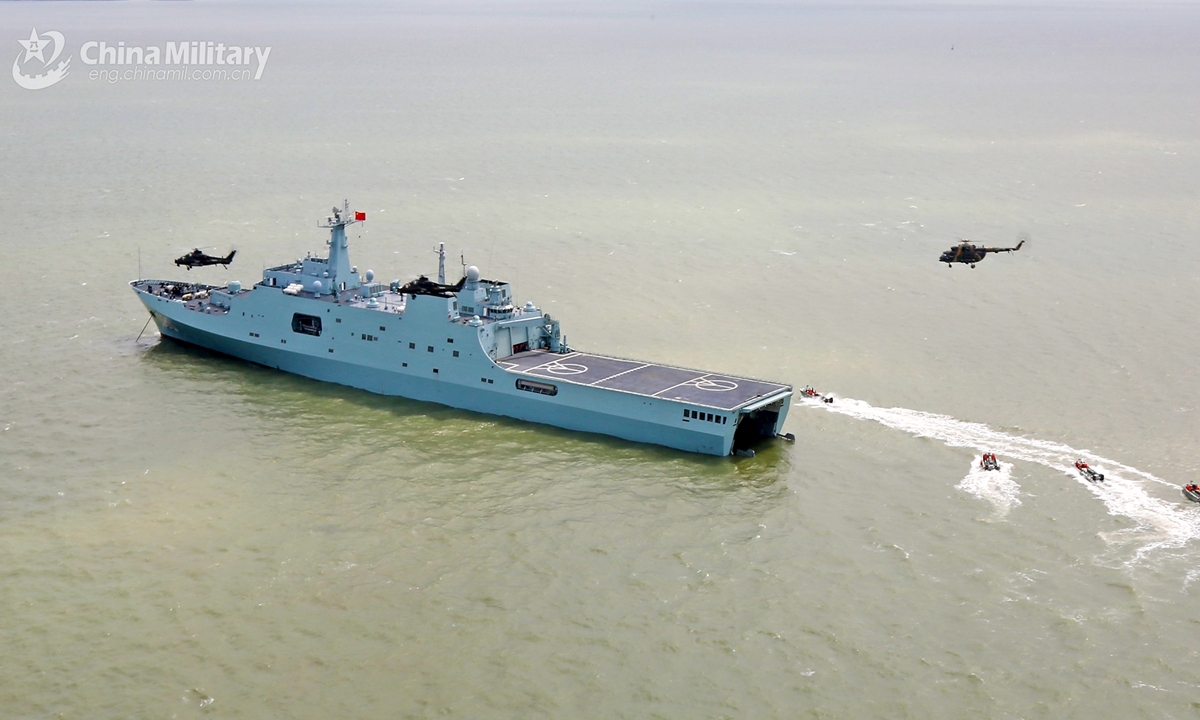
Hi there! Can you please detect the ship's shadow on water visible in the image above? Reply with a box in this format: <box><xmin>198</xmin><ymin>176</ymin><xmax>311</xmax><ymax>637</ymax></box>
<box><xmin>134</xmin><ymin>335</ymin><xmax>791</xmax><ymax>484</ymax></box>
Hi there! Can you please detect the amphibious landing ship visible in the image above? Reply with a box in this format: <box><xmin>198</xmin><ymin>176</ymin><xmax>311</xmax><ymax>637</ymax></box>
<box><xmin>132</xmin><ymin>202</ymin><xmax>793</xmax><ymax>456</ymax></box>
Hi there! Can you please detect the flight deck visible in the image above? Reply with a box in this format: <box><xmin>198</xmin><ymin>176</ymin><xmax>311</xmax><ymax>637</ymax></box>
<box><xmin>499</xmin><ymin>350</ymin><xmax>790</xmax><ymax>411</ymax></box>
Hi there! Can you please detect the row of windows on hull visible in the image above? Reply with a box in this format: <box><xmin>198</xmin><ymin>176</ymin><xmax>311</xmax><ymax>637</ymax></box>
<box><xmin>685</xmin><ymin>409</ymin><xmax>726</xmax><ymax>425</ymax></box>
<box><xmin>293</xmin><ymin>314</ymin><xmax>388</xmax><ymax>337</ymax></box>
<box><xmin>286</xmin><ymin>314</ymin><xmax>550</xmax><ymax>398</ymax></box>
<box><xmin>291</xmin><ymin>315</ymin><xmax>459</xmax><ymax>356</ymax></box>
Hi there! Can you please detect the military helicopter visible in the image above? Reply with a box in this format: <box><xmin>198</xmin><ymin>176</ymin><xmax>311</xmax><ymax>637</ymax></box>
<box><xmin>174</xmin><ymin>248</ymin><xmax>237</xmax><ymax>270</ymax></box>
<box><xmin>939</xmin><ymin>235</ymin><xmax>1026</xmax><ymax>268</ymax></box>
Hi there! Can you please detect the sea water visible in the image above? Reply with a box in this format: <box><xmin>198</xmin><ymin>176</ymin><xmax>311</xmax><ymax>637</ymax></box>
<box><xmin>2</xmin><ymin>1</ymin><xmax>1199</xmax><ymax>717</ymax></box>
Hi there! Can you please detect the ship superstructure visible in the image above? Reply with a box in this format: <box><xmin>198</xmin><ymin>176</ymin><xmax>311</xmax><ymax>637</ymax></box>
<box><xmin>132</xmin><ymin>202</ymin><xmax>792</xmax><ymax>456</ymax></box>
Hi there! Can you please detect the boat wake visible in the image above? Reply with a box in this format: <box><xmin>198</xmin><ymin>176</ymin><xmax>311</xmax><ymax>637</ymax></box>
<box><xmin>957</xmin><ymin>455</ymin><xmax>1020</xmax><ymax>517</ymax></box>
<box><xmin>800</xmin><ymin>396</ymin><xmax>1199</xmax><ymax>557</ymax></box>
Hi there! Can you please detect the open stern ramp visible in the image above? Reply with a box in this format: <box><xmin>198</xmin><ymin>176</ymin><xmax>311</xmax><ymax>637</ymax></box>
<box><xmin>500</xmin><ymin>350</ymin><xmax>790</xmax><ymax>411</ymax></box>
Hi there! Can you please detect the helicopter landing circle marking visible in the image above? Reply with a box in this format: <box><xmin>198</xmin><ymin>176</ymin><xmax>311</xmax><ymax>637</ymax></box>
<box><xmin>690</xmin><ymin>378</ymin><xmax>738</xmax><ymax>392</ymax></box>
<box><xmin>542</xmin><ymin>361</ymin><xmax>588</xmax><ymax>376</ymax></box>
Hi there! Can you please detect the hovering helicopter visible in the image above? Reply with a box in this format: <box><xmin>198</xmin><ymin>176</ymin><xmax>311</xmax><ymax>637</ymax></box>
<box><xmin>939</xmin><ymin>235</ymin><xmax>1026</xmax><ymax>268</ymax></box>
<box><xmin>174</xmin><ymin>248</ymin><xmax>237</xmax><ymax>270</ymax></box>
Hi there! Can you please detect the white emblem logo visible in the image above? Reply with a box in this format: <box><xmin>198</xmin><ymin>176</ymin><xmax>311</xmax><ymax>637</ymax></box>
<box><xmin>13</xmin><ymin>28</ymin><xmax>71</xmax><ymax>90</ymax></box>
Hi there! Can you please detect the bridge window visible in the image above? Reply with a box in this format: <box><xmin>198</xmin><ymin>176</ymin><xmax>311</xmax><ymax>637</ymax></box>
<box><xmin>516</xmin><ymin>379</ymin><xmax>557</xmax><ymax>396</ymax></box>
<box><xmin>409</xmin><ymin>342</ymin><xmax>415</xmax><ymax>349</ymax></box>
<box><xmin>453</xmin><ymin>350</ymin><xmax>459</xmax><ymax>357</ymax></box>
<box><xmin>291</xmin><ymin>313</ymin><xmax>321</xmax><ymax>336</ymax></box>
<box><xmin>427</xmin><ymin>346</ymin><xmax>433</xmax><ymax>353</ymax></box>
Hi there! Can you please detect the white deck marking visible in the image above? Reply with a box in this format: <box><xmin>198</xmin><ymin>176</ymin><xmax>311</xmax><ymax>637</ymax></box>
<box><xmin>523</xmin><ymin>351</ymin><xmax>581</xmax><ymax>373</ymax></box>
<box><xmin>541</xmin><ymin>360</ymin><xmax>589</xmax><ymax>376</ymax></box>
<box><xmin>690</xmin><ymin>378</ymin><xmax>738</xmax><ymax>392</ymax></box>
<box><xmin>588</xmin><ymin>363</ymin><xmax>650</xmax><ymax>386</ymax></box>
<box><xmin>652</xmin><ymin>373</ymin><xmax>711</xmax><ymax>398</ymax></box>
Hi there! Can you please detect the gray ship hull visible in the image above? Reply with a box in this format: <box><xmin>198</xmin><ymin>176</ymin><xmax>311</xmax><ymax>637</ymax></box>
<box><xmin>136</xmin><ymin>284</ymin><xmax>789</xmax><ymax>456</ymax></box>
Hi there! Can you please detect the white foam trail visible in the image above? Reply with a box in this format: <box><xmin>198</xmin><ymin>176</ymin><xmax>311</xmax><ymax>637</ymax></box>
<box><xmin>957</xmin><ymin>456</ymin><xmax>1021</xmax><ymax>517</ymax></box>
<box><xmin>801</xmin><ymin>396</ymin><xmax>1200</xmax><ymax>557</ymax></box>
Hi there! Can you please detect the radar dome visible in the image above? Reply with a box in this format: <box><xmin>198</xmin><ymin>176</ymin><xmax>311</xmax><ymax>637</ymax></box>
<box><xmin>365</xmin><ymin>269</ymin><xmax>375</xmax><ymax>282</ymax></box>
<box><xmin>466</xmin><ymin>266</ymin><xmax>480</xmax><ymax>282</ymax></box>
<box><xmin>312</xmin><ymin>280</ymin><xmax>322</xmax><ymax>293</ymax></box>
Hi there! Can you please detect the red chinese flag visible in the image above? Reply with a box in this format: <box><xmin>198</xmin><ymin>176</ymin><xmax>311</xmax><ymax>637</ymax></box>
<box><xmin>355</xmin><ymin>211</ymin><xmax>366</xmax><ymax>221</ymax></box>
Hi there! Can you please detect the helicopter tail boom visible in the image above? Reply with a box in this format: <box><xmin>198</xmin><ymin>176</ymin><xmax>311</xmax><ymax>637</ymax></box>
<box><xmin>983</xmin><ymin>240</ymin><xmax>1025</xmax><ymax>254</ymax></box>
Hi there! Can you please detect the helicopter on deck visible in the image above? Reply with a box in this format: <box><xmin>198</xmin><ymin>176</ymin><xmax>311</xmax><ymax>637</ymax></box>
<box><xmin>175</xmin><ymin>248</ymin><xmax>237</xmax><ymax>270</ymax></box>
<box><xmin>939</xmin><ymin>236</ymin><xmax>1026</xmax><ymax>268</ymax></box>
